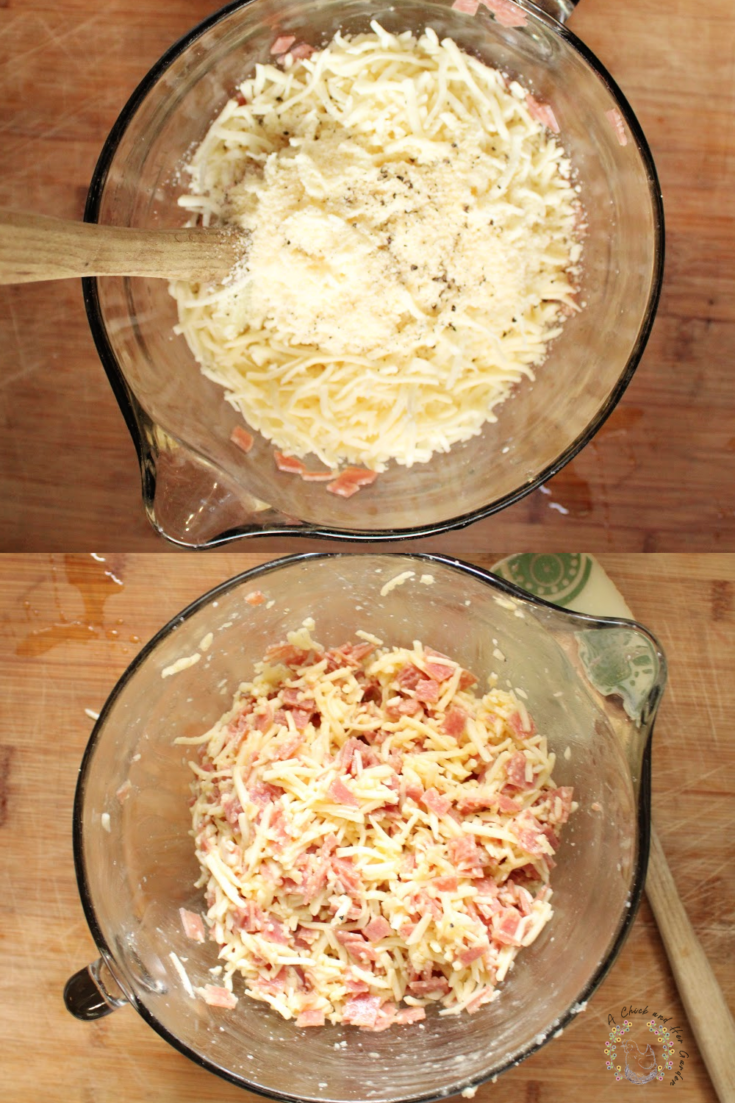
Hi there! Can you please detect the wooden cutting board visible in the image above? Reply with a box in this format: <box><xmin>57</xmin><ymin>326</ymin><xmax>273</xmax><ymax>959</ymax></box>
<box><xmin>0</xmin><ymin>0</ymin><xmax>734</xmax><ymax>551</ymax></box>
<box><xmin>1</xmin><ymin>552</ymin><xmax>732</xmax><ymax>1102</ymax></box>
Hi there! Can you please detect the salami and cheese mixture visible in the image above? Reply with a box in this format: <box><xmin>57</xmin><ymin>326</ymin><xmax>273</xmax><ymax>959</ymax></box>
<box><xmin>176</xmin><ymin>624</ymin><xmax>575</xmax><ymax>1030</ymax></box>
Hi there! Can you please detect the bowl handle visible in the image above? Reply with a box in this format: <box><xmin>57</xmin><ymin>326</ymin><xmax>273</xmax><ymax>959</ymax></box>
<box><xmin>64</xmin><ymin>957</ymin><xmax>129</xmax><ymax>1021</ymax></box>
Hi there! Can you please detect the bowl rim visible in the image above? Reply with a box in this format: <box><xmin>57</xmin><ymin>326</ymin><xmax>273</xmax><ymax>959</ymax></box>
<box><xmin>82</xmin><ymin>0</ymin><xmax>665</xmax><ymax>546</ymax></box>
<box><xmin>72</xmin><ymin>551</ymin><xmax>662</xmax><ymax>1100</ymax></box>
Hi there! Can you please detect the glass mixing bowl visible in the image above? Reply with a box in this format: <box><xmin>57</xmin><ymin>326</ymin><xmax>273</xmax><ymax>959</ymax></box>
<box><xmin>84</xmin><ymin>0</ymin><xmax>664</xmax><ymax>547</ymax></box>
<box><xmin>66</xmin><ymin>553</ymin><xmax>666</xmax><ymax>1099</ymax></box>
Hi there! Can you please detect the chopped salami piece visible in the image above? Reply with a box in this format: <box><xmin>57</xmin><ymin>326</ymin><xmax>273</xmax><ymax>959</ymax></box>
<box><xmin>234</xmin><ymin>901</ymin><xmax>265</xmax><ymax>932</ymax></box>
<box><xmin>405</xmin><ymin>781</ymin><xmax>424</xmax><ymax>802</ymax></box>
<box><xmin>327</xmin><ymin>777</ymin><xmax>359</xmax><ymax>808</ymax></box>
<box><xmin>390</xmin><ymin>698</ymin><xmax>422</xmax><ymax>718</ymax></box>
<box><xmin>480</xmin><ymin>0</ymin><xmax>528</xmax><ymax>27</ymax></box>
<box><xmin>395</xmin><ymin>1006</ymin><xmax>426</xmax><ymax>1024</ymax></box>
<box><xmin>424</xmin><ymin>659</ymin><xmax>456</xmax><ymax>682</ymax></box>
<box><xmin>116</xmin><ymin>779</ymin><xmax>132</xmax><ymax>803</ymax></box>
<box><xmin>458</xmin><ymin>669</ymin><xmax>478</xmax><ymax>690</ymax></box>
<box><xmin>510</xmin><ymin>812</ymin><xmax>549</xmax><ymax>856</ymax></box>
<box><xmin>289</xmin><ymin>42</ymin><xmax>315</xmax><ymax>60</ymax></box>
<box><xmin>606</xmin><ymin>108</ymin><xmax>628</xmax><ymax>146</ymax></box>
<box><xmin>432</xmin><ymin>875</ymin><xmax>459</xmax><ymax>893</ymax></box>
<box><xmin>497</xmin><ymin>793</ymin><xmax>522</xmax><ymax>813</ymax></box>
<box><xmin>222</xmin><ymin>796</ymin><xmax>243</xmax><ymax>825</ymax></box>
<box><xmin>234</xmin><ymin>91</ymin><xmax>248</xmax><ymax>106</ymax></box>
<box><xmin>253</xmin><ymin>704</ymin><xmax>273</xmax><ymax>731</ymax></box>
<box><xmin>342</xmin><ymin>994</ymin><xmax>382</xmax><ymax>1027</ymax></box>
<box><xmin>508</xmin><ymin>710</ymin><xmax>537</xmax><ymax>738</ymax></box>
<box><xmin>200</xmin><ymin>985</ymin><xmax>238</xmax><ymax>1009</ymax></box>
<box><xmin>362</xmin><ymin>1002</ymin><xmax>398</xmax><ymax>1032</ymax></box>
<box><xmin>474</xmin><ymin>877</ymin><xmax>499</xmax><ymax>898</ymax></box>
<box><xmin>296</xmin><ymin>1007</ymin><xmax>325</xmax><ymax>1027</ymax></box>
<box><xmin>301</xmin><ymin>469</ymin><xmax>335</xmax><ymax>482</ymax></box>
<box><xmin>422</xmin><ymin>788</ymin><xmax>452</xmax><ymax>816</ymax></box>
<box><xmin>330</xmin><ymin>856</ymin><xmax>361</xmax><ymax>892</ymax></box>
<box><xmin>263</xmin><ymin>915</ymin><xmax>289</xmax><ymax>944</ymax></box>
<box><xmin>364</xmin><ymin>916</ymin><xmax>392</xmax><ymax>942</ymax></box>
<box><xmin>249</xmin><ymin>782</ymin><xmax>283</xmax><ymax>808</ymax></box>
<box><xmin>345</xmin><ymin>974</ymin><xmax>371</xmax><ymax>994</ymax></box>
<box><xmin>408</xmin><ymin>975</ymin><xmax>450</xmax><ymax>996</ymax></box>
<box><xmin>505</xmin><ymin>751</ymin><xmax>534</xmax><ymax>790</ymax></box>
<box><xmin>275</xmin><ymin>734</ymin><xmax>303</xmax><ymax>759</ymax></box>
<box><xmin>525</xmin><ymin>94</ymin><xmax>560</xmax><ymax>133</ymax></box>
<box><xmin>230</xmin><ymin>426</ymin><xmax>254</xmax><ymax>453</ymax></box>
<box><xmin>397</xmin><ymin>665</ymin><xmax>423</xmax><ymax>690</ymax></box>
<box><xmin>456</xmin><ymin>790</ymin><xmax>492</xmax><ymax>814</ymax></box>
<box><xmin>457</xmin><ymin>943</ymin><xmax>488</xmax><ymax>966</ymax></box>
<box><xmin>492</xmin><ymin>907</ymin><xmax>524</xmax><ymax>946</ymax></box>
<box><xmin>442</xmin><ymin>706</ymin><xmax>467</xmax><ymax>736</ymax></box>
<box><xmin>274</xmin><ymin>451</ymin><xmax>307</xmax><ymax>474</ymax></box>
<box><xmin>179</xmin><ymin>908</ymin><xmax>206</xmax><ymax>942</ymax></box>
<box><xmin>452</xmin><ymin>0</ymin><xmax>479</xmax><ymax>12</ymax></box>
<box><xmin>540</xmin><ymin>824</ymin><xmax>560</xmax><ymax>851</ymax></box>
<box><xmin>415</xmin><ymin>678</ymin><xmax>440</xmax><ymax>703</ymax></box>
<box><xmin>546</xmin><ymin>786</ymin><xmax>574</xmax><ymax>823</ymax></box>
<box><xmin>264</xmin><ymin>643</ymin><xmax>310</xmax><ymax>666</ymax></box>
<box><xmin>291</xmin><ymin>708</ymin><xmax>313</xmax><ymax>731</ymax></box>
<box><xmin>270</xmin><ymin>35</ymin><xmax>296</xmax><ymax>55</ymax></box>
<box><xmin>335</xmin><ymin>931</ymin><xmax>378</xmax><ymax>962</ymax></box>
<box><xmin>448</xmin><ymin>834</ymin><xmax>483</xmax><ymax>873</ymax></box>
<box><xmin>326</xmin><ymin>468</ymin><xmax>378</xmax><ymax>498</ymax></box>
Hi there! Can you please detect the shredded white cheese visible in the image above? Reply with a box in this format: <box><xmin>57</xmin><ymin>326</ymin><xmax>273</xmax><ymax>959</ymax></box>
<box><xmin>172</xmin><ymin>25</ymin><xmax>582</xmax><ymax>472</ymax></box>
<box><xmin>162</xmin><ymin>653</ymin><xmax>202</xmax><ymax>678</ymax></box>
<box><xmin>177</xmin><ymin>628</ymin><xmax>575</xmax><ymax>1030</ymax></box>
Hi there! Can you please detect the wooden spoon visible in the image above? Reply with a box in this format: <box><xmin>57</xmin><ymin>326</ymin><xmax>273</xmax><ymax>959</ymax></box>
<box><xmin>646</xmin><ymin>824</ymin><xmax>735</xmax><ymax>1101</ymax></box>
<box><xmin>0</xmin><ymin>209</ymin><xmax>244</xmax><ymax>285</ymax></box>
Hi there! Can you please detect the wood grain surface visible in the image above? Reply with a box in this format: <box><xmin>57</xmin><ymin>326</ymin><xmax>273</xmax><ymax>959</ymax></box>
<box><xmin>1</xmin><ymin>552</ymin><xmax>733</xmax><ymax>1102</ymax></box>
<box><xmin>0</xmin><ymin>0</ymin><xmax>734</xmax><ymax>551</ymax></box>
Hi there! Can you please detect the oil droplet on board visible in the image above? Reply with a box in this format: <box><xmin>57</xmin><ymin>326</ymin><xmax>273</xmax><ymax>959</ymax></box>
<box><xmin>17</xmin><ymin>554</ymin><xmax>128</xmax><ymax>658</ymax></box>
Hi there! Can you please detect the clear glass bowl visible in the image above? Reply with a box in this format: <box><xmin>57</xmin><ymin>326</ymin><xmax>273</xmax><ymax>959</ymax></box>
<box><xmin>84</xmin><ymin>0</ymin><xmax>664</xmax><ymax>547</ymax></box>
<box><xmin>66</xmin><ymin>553</ymin><xmax>666</xmax><ymax>1100</ymax></box>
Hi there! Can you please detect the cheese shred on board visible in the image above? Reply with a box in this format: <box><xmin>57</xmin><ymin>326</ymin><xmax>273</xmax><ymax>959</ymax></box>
<box><xmin>176</xmin><ymin>625</ymin><xmax>576</xmax><ymax>1030</ymax></box>
<box><xmin>172</xmin><ymin>24</ymin><xmax>583</xmax><ymax>473</ymax></box>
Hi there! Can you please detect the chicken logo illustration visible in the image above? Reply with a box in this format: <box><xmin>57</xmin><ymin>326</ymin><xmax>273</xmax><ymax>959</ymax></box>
<box><xmin>604</xmin><ymin>1019</ymin><xmax>675</xmax><ymax>1084</ymax></box>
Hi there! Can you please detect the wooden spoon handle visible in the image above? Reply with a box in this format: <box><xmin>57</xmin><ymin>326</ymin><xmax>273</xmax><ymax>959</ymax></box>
<box><xmin>646</xmin><ymin>824</ymin><xmax>735</xmax><ymax>1102</ymax></box>
<box><xmin>0</xmin><ymin>210</ymin><xmax>241</xmax><ymax>284</ymax></box>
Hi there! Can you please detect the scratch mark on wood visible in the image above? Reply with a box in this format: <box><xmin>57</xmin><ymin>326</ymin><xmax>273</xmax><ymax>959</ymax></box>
<box><xmin>0</xmin><ymin>745</ymin><xmax>15</xmax><ymax>827</ymax></box>
<box><xmin>711</xmin><ymin>579</ymin><xmax>732</xmax><ymax>622</ymax></box>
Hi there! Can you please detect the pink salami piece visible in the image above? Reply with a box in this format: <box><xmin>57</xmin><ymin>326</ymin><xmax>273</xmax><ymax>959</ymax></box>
<box><xmin>342</xmin><ymin>995</ymin><xmax>382</xmax><ymax>1027</ymax></box>
<box><xmin>179</xmin><ymin>908</ymin><xmax>206</xmax><ymax>942</ymax></box>
<box><xmin>270</xmin><ymin>35</ymin><xmax>296</xmax><ymax>55</ymax></box>
<box><xmin>606</xmin><ymin>108</ymin><xmax>628</xmax><ymax>146</ymax></box>
<box><xmin>328</xmin><ymin>777</ymin><xmax>360</xmax><ymax>808</ymax></box>
<box><xmin>327</xmin><ymin>468</ymin><xmax>378</xmax><ymax>498</ymax></box>
<box><xmin>422</xmin><ymin>788</ymin><xmax>452</xmax><ymax>816</ymax></box>
<box><xmin>200</xmin><ymin>985</ymin><xmax>238</xmax><ymax>1009</ymax></box>
<box><xmin>480</xmin><ymin>0</ymin><xmax>528</xmax><ymax>26</ymax></box>
<box><xmin>230</xmin><ymin>426</ymin><xmax>254</xmax><ymax>453</ymax></box>
<box><xmin>525</xmin><ymin>94</ymin><xmax>560</xmax><ymax>134</ymax></box>
<box><xmin>364</xmin><ymin>916</ymin><xmax>393</xmax><ymax>942</ymax></box>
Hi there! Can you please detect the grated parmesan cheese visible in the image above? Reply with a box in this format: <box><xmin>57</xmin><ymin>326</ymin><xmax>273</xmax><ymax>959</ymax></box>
<box><xmin>162</xmin><ymin>653</ymin><xmax>202</xmax><ymax>678</ymax></box>
<box><xmin>177</xmin><ymin>628</ymin><xmax>575</xmax><ymax>1029</ymax></box>
<box><xmin>172</xmin><ymin>25</ymin><xmax>582</xmax><ymax>473</ymax></box>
